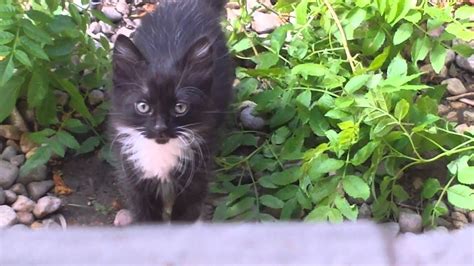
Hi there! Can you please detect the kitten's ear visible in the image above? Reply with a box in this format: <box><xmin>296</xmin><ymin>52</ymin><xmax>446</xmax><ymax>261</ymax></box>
<box><xmin>113</xmin><ymin>35</ymin><xmax>145</xmax><ymax>76</ymax></box>
<box><xmin>183</xmin><ymin>36</ymin><xmax>214</xmax><ymax>76</ymax></box>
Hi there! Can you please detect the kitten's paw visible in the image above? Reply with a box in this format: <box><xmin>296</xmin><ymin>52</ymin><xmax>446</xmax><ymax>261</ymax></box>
<box><xmin>114</xmin><ymin>209</ymin><xmax>134</xmax><ymax>227</ymax></box>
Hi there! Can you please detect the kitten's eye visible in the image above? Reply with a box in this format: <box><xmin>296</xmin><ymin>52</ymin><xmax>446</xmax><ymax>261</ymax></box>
<box><xmin>135</xmin><ymin>101</ymin><xmax>152</xmax><ymax>114</ymax></box>
<box><xmin>174</xmin><ymin>102</ymin><xmax>189</xmax><ymax>115</ymax></box>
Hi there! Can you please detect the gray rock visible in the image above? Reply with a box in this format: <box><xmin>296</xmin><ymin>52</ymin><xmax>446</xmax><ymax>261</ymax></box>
<box><xmin>4</xmin><ymin>190</ymin><xmax>17</xmax><ymax>205</ymax></box>
<box><xmin>99</xmin><ymin>21</ymin><xmax>114</xmax><ymax>36</ymax></box>
<box><xmin>455</xmin><ymin>54</ymin><xmax>474</xmax><ymax>73</ymax></box>
<box><xmin>89</xmin><ymin>21</ymin><xmax>102</xmax><ymax>35</ymax></box>
<box><xmin>0</xmin><ymin>205</ymin><xmax>17</xmax><ymax>228</ymax></box>
<box><xmin>27</xmin><ymin>180</ymin><xmax>54</xmax><ymax>201</ymax></box>
<box><xmin>437</xmin><ymin>217</ymin><xmax>452</xmax><ymax>228</ymax></box>
<box><xmin>448</xmin><ymin>64</ymin><xmax>459</xmax><ymax>78</ymax></box>
<box><xmin>437</xmin><ymin>104</ymin><xmax>449</xmax><ymax>115</ymax></box>
<box><xmin>0</xmin><ymin>187</ymin><xmax>5</xmax><ymax>205</ymax></box>
<box><xmin>0</xmin><ymin>160</ymin><xmax>19</xmax><ymax>189</ymax></box>
<box><xmin>16</xmin><ymin>211</ymin><xmax>34</xmax><ymax>225</ymax></box>
<box><xmin>468</xmin><ymin>211</ymin><xmax>474</xmax><ymax>223</ymax></box>
<box><xmin>455</xmin><ymin>124</ymin><xmax>474</xmax><ymax>134</ymax></box>
<box><xmin>445</xmin><ymin>49</ymin><xmax>456</xmax><ymax>65</ymax></box>
<box><xmin>17</xmin><ymin>164</ymin><xmax>47</xmax><ymax>184</ymax></box>
<box><xmin>441</xmin><ymin>78</ymin><xmax>468</xmax><ymax>96</ymax></box>
<box><xmin>115</xmin><ymin>0</ymin><xmax>130</xmax><ymax>16</ymax></box>
<box><xmin>357</xmin><ymin>203</ymin><xmax>372</xmax><ymax>219</ymax></box>
<box><xmin>251</xmin><ymin>11</ymin><xmax>283</xmax><ymax>34</ymax></box>
<box><xmin>33</xmin><ymin>196</ymin><xmax>62</xmax><ymax>219</ymax></box>
<box><xmin>88</xmin><ymin>89</ymin><xmax>105</xmax><ymax>105</ymax></box>
<box><xmin>446</xmin><ymin>111</ymin><xmax>458</xmax><ymax>122</ymax></box>
<box><xmin>10</xmin><ymin>154</ymin><xmax>25</xmax><ymax>166</ymax></box>
<box><xmin>10</xmin><ymin>183</ymin><xmax>28</xmax><ymax>196</ymax></box>
<box><xmin>111</xmin><ymin>27</ymin><xmax>134</xmax><ymax>42</ymax></box>
<box><xmin>1</xmin><ymin>145</ymin><xmax>17</xmax><ymax>161</ymax></box>
<box><xmin>101</xmin><ymin>6</ymin><xmax>123</xmax><ymax>23</ymax></box>
<box><xmin>240</xmin><ymin>101</ymin><xmax>266</xmax><ymax>130</ymax></box>
<box><xmin>380</xmin><ymin>222</ymin><xmax>400</xmax><ymax>237</ymax></box>
<box><xmin>54</xmin><ymin>90</ymin><xmax>69</xmax><ymax>106</ymax></box>
<box><xmin>463</xmin><ymin>110</ymin><xmax>474</xmax><ymax>123</ymax></box>
<box><xmin>398</xmin><ymin>211</ymin><xmax>423</xmax><ymax>233</ymax></box>
<box><xmin>42</xmin><ymin>218</ymin><xmax>62</xmax><ymax>230</ymax></box>
<box><xmin>0</xmin><ymin>125</ymin><xmax>21</xmax><ymax>140</ymax></box>
<box><xmin>451</xmin><ymin>211</ymin><xmax>468</xmax><ymax>224</ymax></box>
<box><xmin>12</xmin><ymin>195</ymin><xmax>36</xmax><ymax>212</ymax></box>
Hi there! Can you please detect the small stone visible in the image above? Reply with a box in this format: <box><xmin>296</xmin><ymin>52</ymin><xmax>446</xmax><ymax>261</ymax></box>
<box><xmin>42</xmin><ymin>218</ymin><xmax>62</xmax><ymax>230</ymax></box>
<box><xmin>455</xmin><ymin>54</ymin><xmax>474</xmax><ymax>73</ymax></box>
<box><xmin>33</xmin><ymin>196</ymin><xmax>62</xmax><ymax>219</ymax></box>
<box><xmin>115</xmin><ymin>0</ymin><xmax>129</xmax><ymax>16</ymax></box>
<box><xmin>428</xmin><ymin>26</ymin><xmax>444</xmax><ymax>37</ymax></box>
<box><xmin>455</xmin><ymin>124</ymin><xmax>474</xmax><ymax>134</ymax></box>
<box><xmin>412</xmin><ymin>177</ymin><xmax>423</xmax><ymax>190</ymax></box>
<box><xmin>12</xmin><ymin>195</ymin><xmax>35</xmax><ymax>212</ymax></box>
<box><xmin>240</xmin><ymin>101</ymin><xmax>266</xmax><ymax>130</ymax></box>
<box><xmin>441</xmin><ymin>78</ymin><xmax>468</xmax><ymax>95</ymax></box>
<box><xmin>17</xmin><ymin>165</ymin><xmax>47</xmax><ymax>185</ymax></box>
<box><xmin>448</xmin><ymin>64</ymin><xmax>459</xmax><ymax>78</ymax></box>
<box><xmin>468</xmin><ymin>212</ymin><xmax>474</xmax><ymax>223</ymax></box>
<box><xmin>114</xmin><ymin>209</ymin><xmax>133</xmax><ymax>227</ymax></box>
<box><xmin>463</xmin><ymin>110</ymin><xmax>474</xmax><ymax>123</ymax></box>
<box><xmin>357</xmin><ymin>203</ymin><xmax>371</xmax><ymax>219</ymax></box>
<box><xmin>251</xmin><ymin>11</ymin><xmax>283</xmax><ymax>34</ymax></box>
<box><xmin>398</xmin><ymin>211</ymin><xmax>423</xmax><ymax>233</ymax></box>
<box><xmin>0</xmin><ymin>125</ymin><xmax>21</xmax><ymax>140</ymax></box>
<box><xmin>380</xmin><ymin>222</ymin><xmax>400</xmax><ymax>237</ymax></box>
<box><xmin>0</xmin><ymin>187</ymin><xmax>5</xmax><ymax>205</ymax></box>
<box><xmin>437</xmin><ymin>217</ymin><xmax>452</xmax><ymax>228</ymax></box>
<box><xmin>6</xmin><ymin>140</ymin><xmax>19</xmax><ymax>150</ymax></box>
<box><xmin>101</xmin><ymin>6</ymin><xmax>123</xmax><ymax>23</ymax></box>
<box><xmin>10</xmin><ymin>183</ymin><xmax>27</xmax><ymax>196</ymax></box>
<box><xmin>453</xmin><ymin>220</ymin><xmax>465</xmax><ymax>229</ymax></box>
<box><xmin>0</xmin><ymin>160</ymin><xmax>19</xmax><ymax>189</ymax></box>
<box><xmin>0</xmin><ymin>205</ymin><xmax>17</xmax><ymax>228</ymax></box>
<box><xmin>111</xmin><ymin>27</ymin><xmax>134</xmax><ymax>42</ymax></box>
<box><xmin>98</xmin><ymin>21</ymin><xmax>114</xmax><ymax>36</ymax></box>
<box><xmin>437</xmin><ymin>104</ymin><xmax>450</xmax><ymax>115</ymax></box>
<box><xmin>459</xmin><ymin>98</ymin><xmax>474</xmax><ymax>107</ymax></box>
<box><xmin>89</xmin><ymin>21</ymin><xmax>102</xmax><ymax>34</ymax></box>
<box><xmin>10</xmin><ymin>154</ymin><xmax>25</xmax><ymax>167</ymax></box>
<box><xmin>451</xmin><ymin>211</ymin><xmax>468</xmax><ymax>224</ymax></box>
<box><xmin>88</xmin><ymin>89</ymin><xmax>105</xmax><ymax>106</ymax></box>
<box><xmin>20</xmin><ymin>133</ymin><xmax>39</xmax><ymax>154</ymax></box>
<box><xmin>453</xmin><ymin>206</ymin><xmax>469</xmax><ymax>214</ymax></box>
<box><xmin>1</xmin><ymin>145</ymin><xmax>17</xmax><ymax>161</ymax></box>
<box><xmin>450</xmin><ymin>101</ymin><xmax>467</xmax><ymax>110</ymax></box>
<box><xmin>4</xmin><ymin>190</ymin><xmax>17</xmax><ymax>205</ymax></box>
<box><xmin>53</xmin><ymin>90</ymin><xmax>69</xmax><ymax>106</ymax></box>
<box><xmin>445</xmin><ymin>49</ymin><xmax>456</xmax><ymax>65</ymax></box>
<box><xmin>26</xmin><ymin>180</ymin><xmax>54</xmax><ymax>201</ymax></box>
<box><xmin>30</xmin><ymin>221</ymin><xmax>43</xmax><ymax>230</ymax></box>
<box><xmin>446</xmin><ymin>111</ymin><xmax>458</xmax><ymax>122</ymax></box>
<box><xmin>16</xmin><ymin>211</ymin><xmax>34</xmax><ymax>225</ymax></box>
<box><xmin>438</xmin><ymin>66</ymin><xmax>448</xmax><ymax>79</ymax></box>
<box><xmin>434</xmin><ymin>226</ymin><xmax>449</xmax><ymax>233</ymax></box>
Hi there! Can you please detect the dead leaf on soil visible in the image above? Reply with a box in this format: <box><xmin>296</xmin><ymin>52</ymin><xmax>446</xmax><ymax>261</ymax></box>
<box><xmin>53</xmin><ymin>169</ymin><xmax>74</xmax><ymax>196</ymax></box>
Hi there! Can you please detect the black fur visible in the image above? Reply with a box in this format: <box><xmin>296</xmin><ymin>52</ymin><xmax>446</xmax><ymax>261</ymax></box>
<box><xmin>109</xmin><ymin>0</ymin><xmax>234</xmax><ymax>222</ymax></box>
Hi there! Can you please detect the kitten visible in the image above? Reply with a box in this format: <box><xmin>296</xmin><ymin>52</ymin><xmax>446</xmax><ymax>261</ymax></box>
<box><xmin>109</xmin><ymin>0</ymin><xmax>234</xmax><ymax>222</ymax></box>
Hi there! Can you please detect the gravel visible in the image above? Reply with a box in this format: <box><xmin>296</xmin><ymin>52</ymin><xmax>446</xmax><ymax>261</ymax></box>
<box><xmin>0</xmin><ymin>187</ymin><xmax>5</xmax><ymax>205</ymax></box>
<box><xmin>33</xmin><ymin>196</ymin><xmax>62</xmax><ymax>219</ymax></box>
<box><xmin>1</xmin><ymin>146</ymin><xmax>18</xmax><ymax>161</ymax></box>
<box><xmin>398</xmin><ymin>211</ymin><xmax>423</xmax><ymax>233</ymax></box>
<box><xmin>10</xmin><ymin>183</ymin><xmax>28</xmax><ymax>196</ymax></box>
<box><xmin>16</xmin><ymin>211</ymin><xmax>35</xmax><ymax>225</ymax></box>
<box><xmin>4</xmin><ymin>190</ymin><xmax>17</xmax><ymax>204</ymax></box>
<box><xmin>17</xmin><ymin>165</ymin><xmax>48</xmax><ymax>184</ymax></box>
<box><xmin>26</xmin><ymin>180</ymin><xmax>54</xmax><ymax>201</ymax></box>
<box><xmin>0</xmin><ymin>205</ymin><xmax>17</xmax><ymax>228</ymax></box>
<box><xmin>11</xmin><ymin>195</ymin><xmax>36</xmax><ymax>212</ymax></box>
<box><xmin>0</xmin><ymin>125</ymin><xmax>21</xmax><ymax>140</ymax></box>
<box><xmin>441</xmin><ymin>78</ymin><xmax>468</xmax><ymax>95</ymax></box>
<box><xmin>0</xmin><ymin>160</ymin><xmax>19</xmax><ymax>189</ymax></box>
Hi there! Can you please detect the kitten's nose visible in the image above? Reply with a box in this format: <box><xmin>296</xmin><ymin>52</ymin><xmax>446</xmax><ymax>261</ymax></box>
<box><xmin>154</xmin><ymin>123</ymin><xmax>168</xmax><ymax>133</ymax></box>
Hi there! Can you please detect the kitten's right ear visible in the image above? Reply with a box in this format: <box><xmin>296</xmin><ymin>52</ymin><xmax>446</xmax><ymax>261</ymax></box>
<box><xmin>113</xmin><ymin>35</ymin><xmax>145</xmax><ymax>73</ymax></box>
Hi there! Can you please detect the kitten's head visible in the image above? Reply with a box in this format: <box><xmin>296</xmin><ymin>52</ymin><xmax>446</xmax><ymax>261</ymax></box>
<box><xmin>111</xmin><ymin>34</ymin><xmax>216</xmax><ymax>144</ymax></box>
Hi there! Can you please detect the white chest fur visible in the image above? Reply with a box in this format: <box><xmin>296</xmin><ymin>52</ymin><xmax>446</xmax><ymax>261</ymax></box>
<box><xmin>116</xmin><ymin>127</ymin><xmax>184</xmax><ymax>181</ymax></box>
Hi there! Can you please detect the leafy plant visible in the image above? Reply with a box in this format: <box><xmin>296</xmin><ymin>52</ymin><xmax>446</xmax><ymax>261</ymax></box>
<box><xmin>0</xmin><ymin>0</ymin><xmax>111</xmax><ymax>174</ymax></box>
<box><xmin>212</xmin><ymin>0</ymin><xmax>474</xmax><ymax>223</ymax></box>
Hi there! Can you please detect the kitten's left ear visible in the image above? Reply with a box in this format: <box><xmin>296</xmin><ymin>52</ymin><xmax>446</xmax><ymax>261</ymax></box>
<box><xmin>182</xmin><ymin>36</ymin><xmax>214</xmax><ymax>77</ymax></box>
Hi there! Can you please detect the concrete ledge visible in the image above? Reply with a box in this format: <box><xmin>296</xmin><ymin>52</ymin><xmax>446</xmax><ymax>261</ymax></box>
<box><xmin>0</xmin><ymin>222</ymin><xmax>473</xmax><ymax>265</ymax></box>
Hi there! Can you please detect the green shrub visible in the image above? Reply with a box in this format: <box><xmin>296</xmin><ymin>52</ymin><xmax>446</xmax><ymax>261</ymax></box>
<box><xmin>213</xmin><ymin>0</ymin><xmax>474</xmax><ymax>224</ymax></box>
<box><xmin>0</xmin><ymin>0</ymin><xmax>111</xmax><ymax>174</ymax></box>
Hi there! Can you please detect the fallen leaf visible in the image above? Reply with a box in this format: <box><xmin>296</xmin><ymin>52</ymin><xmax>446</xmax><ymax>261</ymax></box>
<box><xmin>52</xmin><ymin>169</ymin><xmax>74</xmax><ymax>196</ymax></box>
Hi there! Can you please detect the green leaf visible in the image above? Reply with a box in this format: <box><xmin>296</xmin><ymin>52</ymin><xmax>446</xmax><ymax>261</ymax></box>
<box><xmin>46</xmin><ymin>137</ymin><xmax>66</xmax><ymax>157</ymax></box>
<box><xmin>447</xmin><ymin>185</ymin><xmax>474</xmax><ymax>210</ymax></box>
<box><xmin>291</xmin><ymin>63</ymin><xmax>328</xmax><ymax>79</ymax></box>
<box><xmin>295</xmin><ymin>0</ymin><xmax>308</xmax><ymax>25</ymax></box>
<box><xmin>36</xmin><ymin>91</ymin><xmax>57</xmax><ymax>126</ymax></box>
<box><xmin>455</xmin><ymin>6</ymin><xmax>474</xmax><ymax>20</ymax></box>
<box><xmin>429</xmin><ymin>42</ymin><xmax>447</xmax><ymax>74</ymax></box>
<box><xmin>20</xmin><ymin>37</ymin><xmax>49</xmax><ymax>60</ymax></box>
<box><xmin>0</xmin><ymin>56</ymin><xmax>14</xmax><ymax>86</ymax></box>
<box><xmin>270</xmin><ymin>105</ymin><xmax>296</xmax><ymax>128</ymax></box>
<box><xmin>0</xmin><ymin>31</ymin><xmax>14</xmax><ymax>45</ymax></box>
<box><xmin>393</xmin><ymin>185</ymin><xmax>409</xmax><ymax>202</ymax></box>
<box><xmin>14</xmin><ymin>49</ymin><xmax>32</xmax><ymax>67</ymax></box>
<box><xmin>271</xmin><ymin>126</ymin><xmax>290</xmax><ymax>145</ymax></box>
<box><xmin>20</xmin><ymin>146</ymin><xmax>52</xmax><ymax>176</ymax></box>
<box><xmin>342</xmin><ymin>175</ymin><xmax>370</xmax><ymax>200</ymax></box>
<box><xmin>20</xmin><ymin>20</ymin><xmax>53</xmax><ymax>45</ymax></box>
<box><xmin>56</xmin><ymin>130</ymin><xmax>80</xmax><ymax>149</ymax></box>
<box><xmin>296</xmin><ymin>90</ymin><xmax>311</xmax><ymax>108</ymax></box>
<box><xmin>309</xmin><ymin>107</ymin><xmax>330</xmax><ymax>136</ymax></box>
<box><xmin>351</xmin><ymin>141</ymin><xmax>379</xmax><ymax>166</ymax></box>
<box><xmin>271</xmin><ymin>167</ymin><xmax>301</xmax><ymax>186</ymax></box>
<box><xmin>394</xmin><ymin>99</ymin><xmax>409</xmax><ymax>121</ymax></box>
<box><xmin>28</xmin><ymin>70</ymin><xmax>49</xmax><ymax>108</ymax></box>
<box><xmin>449</xmin><ymin>156</ymin><xmax>474</xmax><ymax>185</ymax></box>
<box><xmin>220</xmin><ymin>133</ymin><xmax>258</xmax><ymax>156</ymax></box>
<box><xmin>445</xmin><ymin>23</ymin><xmax>474</xmax><ymax>42</ymax></box>
<box><xmin>64</xmin><ymin>119</ymin><xmax>89</xmax><ymax>134</ymax></box>
<box><xmin>343</xmin><ymin>74</ymin><xmax>370</xmax><ymax>94</ymax></box>
<box><xmin>421</xmin><ymin>178</ymin><xmax>441</xmax><ymax>199</ymax></box>
<box><xmin>387</xmin><ymin>55</ymin><xmax>407</xmax><ymax>78</ymax></box>
<box><xmin>232</xmin><ymin>38</ymin><xmax>253</xmax><ymax>53</ymax></box>
<box><xmin>0</xmin><ymin>75</ymin><xmax>23</xmax><ymax>122</ymax></box>
<box><xmin>368</xmin><ymin>46</ymin><xmax>391</xmax><ymax>71</ymax></box>
<box><xmin>393</xmin><ymin>23</ymin><xmax>413</xmax><ymax>45</ymax></box>
<box><xmin>90</xmin><ymin>10</ymin><xmax>114</xmax><ymax>25</ymax></box>
<box><xmin>77</xmin><ymin>136</ymin><xmax>101</xmax><ymax>155</ymax></box>
<box><xmin>362</xmin><ymin>30</ymin><xmax>386</xmax><ymax>55</ymax></box>
<box><xmin>0</xmin><ymin>6</ymin><xmax>16</xmax><ymax>18</ymax></box>
<box><xmin>412</xmin><ymin>36</ymin><xmax>430</xmax><ymax>63</ymax></box>
<box><xmin>225</xmin><ymin>197</ymin><xmax>255</xmax><ymax>219</ymax></box>
<box><xmin>260</xmin><ymin>195</ymin><xmax>285</xmax><ymax>209</ymax></box>
<box><xmin>55</xmin><ymin>77</ymin><xmax>95</xmax><ymax>125</ymax></box>
<box><xmin>334</xmin><ymin>196</ymin><xmax>358</xmax><ymax>221</ymax></box>
<box><xmin>305</xmin><ymin>205</ymin><xmax>331</xmax><ymax>222</ymax></box>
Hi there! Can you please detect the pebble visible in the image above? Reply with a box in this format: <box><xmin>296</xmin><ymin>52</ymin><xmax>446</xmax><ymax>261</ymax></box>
<box><xmin>6</xmin><ymin>139</ymin><xmax>19</xmax><ymax>150</ymax></box>
<box><xmin>449</xmin><ymin>101</ymin><xmax>467</xmax><ymax>110</ymax></box>
<box><xmin>88</xmin><ymin>89</ymin><xmax>105</xmax><ymax>106</ymax></box>
<box><xmin>101</xmin><ymin>6</ymin><xmax>123</xmax><ymax>23</ymax></box>
<box><xmin>441</xmin><ymin>78</ymin><xmax>468</xmax><ymax>95</ymax></box>
<box><xmin>468</xmin><ymin>212</ymin><xmax>474</xmax><ymax>223</ymax></box>
<box><xmin>251</xmin><ymin>11</ymin><xmax>283</xmax><ymax>34</ymax></box>
<box><xmin>12</xmin><ymin>195</ymin><xmax>35</xmax><ymax>212</ymax></box>
<box><xmin>446</xmin><ymin>111</ymin><xmax>458</xmax><ymax>122</ymax></box>
<box><xmin>54</xmin><ymin>90</ymin><xmax>69</xmax><ymax>106</ymax></box>
<box><xmin>1</xmin><ymin>145</ymin><xmax>18</xmax><ymax>161</ymax></box>
<box><xmin>89</xmin><ymin>21</ymin><xmax>102</xmax><ymax>34</ymax></box>
<box><xmin>357</xmin><ymin>203</ymin><xmax>372</xmax><ymax>219</ymax></box>
<box><xmin>398</xmin><ymin>211</ymin><xmax>423</xmax><ymax>233</ymax></box>
<box><xmin>27</xmin><ymin>180</ymin><xmax>54</xmax><ymax>200</ymax></box>
<box><xmin>0</xmin><ymin>125</ymin><xmax>21</xmax><ymax>140</ymax></box>
<box><xmin>0</xmin><ymin>160</ymin><xmax>19</xmax><ymax>189</ymax></box>
<box><xmin>42</xmin><ymin>218</ymin><xmax>62</xmax><ymax>230</ymax></box>
<box><xmin>98</xmin><ymin>21</ymin><xmax>114</xmax><ymax>36</ymax></box>
<box><xmin>10</xmin><ymin>183</ymin><xmax>28</xmax><ymax>196</ymax></box>
<box><xmin>16</xmin><ymin>211</ymin><xmax>34</xmax><ymax>225</ymax></box>
<box><xmin>437</xmin><ymin>104</ymin><xmax>449</xmax><ymax>114</ymax></box>
<box><xmin>17</xmin><ymin>164</ymin><xmax>47</xmax><ymax>184</ymax></box>
<box><xmin>448</xmin><ymin>64</ymin><xmax>459</xmax><ymax>78</ymax></box>
<box><xmin>463</xmin><ymin>110</ymin><xmax>474</xmax><ymax>122</ymax></box>
<box><xmin>453</xmin><ymin>220</ymin><xmax>465</xmax><ymax>229</ymax></box>
<box><xmin>451</xmin><ymin>211</ymin><xmax>468</xmax><ymax>224</ymax></box>
<box><xmin>4</xmin><ymin>190</ymin><xmax>17</xmax><ymax>204</ymax></box>
<box><xmin>20</xmin><ymin>133</ymin><xmax>38</xmax><ymax>154</ymax></box>
<box><xmin>10</xmin><ymin>154</ymin><xmax>25</xmax><ymax>167</ymax></box>
<box><xmin>455</xmin><ymin>124</ymin><xmax>474</xmax><ymax>134</ymax></box>
<box><xmin>455</xmin><ymin>54</ymin><xmax>474</xmax><ymax>73</ymax></box>
<box><xmin>0</xmin><ymin>205</ymin><xmax>17</xmax><ymax>228</ymax></box>
<box><xmin>240</xmin><ymin>101</ymin><xmax>266</xmax><ymax>130</ymax></box>
<box><xmin>115</xmin><ymin>0</ymin><xmax>130</xmax><ymax>16</ymax></box>
<box><xmin>111</xmin><ymin>27</ymin><xmax>134</xmax><ymax>42</ymax></box>
<box><xmin>0</xmin><ymin>187</ymin><xmax>5</xmax><ymax>205</ymax></box>
<box><xmin>30</xmin><ymin>221</ymin><xmax>43</xmax><ymax>230</ymax></box>
<box><xmin>114</xmin><ymin>209</ymin><xmax>133</xmax><ymax>227</ymax></box>
<box><xmin>33</xmin><ymin>196</ymin><xmax>62</xmax><ymax>219</ymax></box>
<box><xmin>437</xmin><ymin>217</ymin><xmax>452</xmax><ymax>228</ymax></box>
<box><xmin>444</xmin><ymin>49</ymin><xmax>456</xmax><ymax>65</ymax></box>
<box><xmin>380</xmin><ymin>222</ymin><xmax>400</xmax><ymax>237</ymax></box>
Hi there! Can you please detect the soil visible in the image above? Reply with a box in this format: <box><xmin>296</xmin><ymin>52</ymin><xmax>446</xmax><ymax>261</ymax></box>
<box><xmin>58</xmin><ymin>155</ymin><xmax>122</xmax><ymax>226</ymax></box>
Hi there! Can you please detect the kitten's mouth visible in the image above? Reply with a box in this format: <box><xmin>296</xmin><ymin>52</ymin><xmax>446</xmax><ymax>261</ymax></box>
<box><xmin>155</xmin><ymin>137</ymin><xmax>169</xmax><ymax>144</ymax></box>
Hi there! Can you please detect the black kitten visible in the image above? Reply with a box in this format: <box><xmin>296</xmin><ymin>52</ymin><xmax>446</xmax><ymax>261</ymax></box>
<box><xmin>109</xmin><ymin>0</ymin><xmax>234</xmax><ymax>222</ymax></box>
